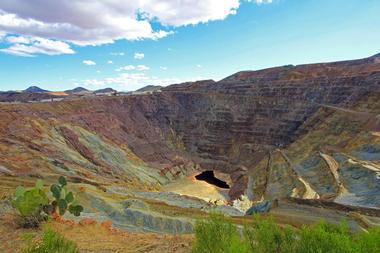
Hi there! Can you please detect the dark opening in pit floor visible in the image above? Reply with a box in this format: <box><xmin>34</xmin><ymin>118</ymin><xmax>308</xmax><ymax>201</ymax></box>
<box><xmin>195</xmin><ymin>170</ymin><xmax>230</xmax><ymax>189</ymax></box>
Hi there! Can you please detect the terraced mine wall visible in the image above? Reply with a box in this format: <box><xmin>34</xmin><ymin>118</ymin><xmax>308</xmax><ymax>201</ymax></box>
<box><xmin>151</xmin><ymin>69</ymin><xmax>380</xmax><ymax>198</ymax></box>
<box><xmin>1</xmin><ymin>55</ymin><xmax>380</xmax><ymax>205</ymax></box>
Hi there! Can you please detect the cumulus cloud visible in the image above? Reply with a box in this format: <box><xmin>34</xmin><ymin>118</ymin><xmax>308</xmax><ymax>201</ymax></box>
<box><xmin>83</xmin><ymin>60</ymin><xmax>96</xmax><ymax>66</ymax></box>
<box><xmin>5</xmin><ymin>35</ymin><xmax>30</xmax><ymax>44</ymax></box>
<box><xmin>136</xmin><ymin>65</ymin><xmax>149</xmax><ymax>71</ymax></box>
<box><xmin>116</xmin><ymin>64</ymin><xmax>149</xmax><ymax>71</ymax></box>
<box><xmin>82</xmin><ymin>79</ymin><xmax>104</xmax><ymax>88</ymax></box>
<box><xmin>116</xmin><ymin>65</ymin><xmax>135</xmax><ymax>71</ymax></box>
<box><xmin>160</xmin><ymin>66</ymin><xmax>168</xmax><ymax>71</ymax></box>
<box><xmin>107</xmin><ymin>60</ymin><xmax>113</xmax><ymax>64</ymax></box>
<box><xmin>0</xmin><ymin>36</ymin><xmax>74</xmax><ymax>56</ymax></box>
<box><xmin>140</xmin><ymin>0</ymin><xmax>240</xmax><ymax>26</ymax></box>
<box><xmin>250</xmin><ymin>0</ymin><xmax>273</xmax><ymax>4</ymax></box>
<box><xmin>134</xmin><ymin>53</ymin><xmax>145</xmax><ymax>60</ymax></box>
<box><xmin>110</xmin><ymin>52</ymin><xmax>125</xmax><ymax>56</ymax></box>
<box><xmin>0</xmin><ymin>3</ymin><xmax>170</xmax><ymax>46</ymax></box>
<box><xmin>0</xmin><ymin>0</ymin><xmax>271</xmax><ymax>56</ymax></box>
<box><xmin>83</xmin><ymin>72</ymin><xmax>200</xmax><ymax>91</ymax></box>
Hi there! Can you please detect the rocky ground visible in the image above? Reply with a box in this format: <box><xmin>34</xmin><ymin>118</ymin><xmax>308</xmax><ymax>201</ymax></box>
<box><xmin>0</xmin><ymin>213</ymin><xmax>193</xmax><ymax>253</ymax></box>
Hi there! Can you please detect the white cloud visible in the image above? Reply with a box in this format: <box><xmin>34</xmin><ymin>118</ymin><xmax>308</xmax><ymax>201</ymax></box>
<box><xmin>0</xmin><ymin>36</ymin><xmax>74</xmax><ymax>56</ymax></box>
<box><xmin>83</xmin><ymin>72</ymin><xmax>200</xmax><ymax>91</ymax></box>
<box><xmin>107</xmin><ymin>60</ymin><xmax>113</xmax><ymax>64</ymax></box>
<box><xmin>82</xmin><ymin>79</ymin><xmax>104</xmax><ymax>88</ymax></box>
<box><xmin>140</xmin><ymin>0</ymin><xmax>241</xmax><ymax>26</ymax></box>
<box><xmin>116</xmin><ymin>65</ymin><xmax>135</xmax><ymax>71</ymax></box>
<box><xmin>134</xmin><ymin>53</ymin><xmax>145</xmax><ymax>60</ymax></box>
<box><xmin>136</xmin><ymin>65</ymin><xmax>149</xmax><ymax>71</ymax></box>
<box><xmin>83</xmin><ymin>60</ymin><xmax>96</xmax><ymax>66</ymax></box>
<box><xmin>160</xmin><ymin>66</ymin><xmax>168</xmax><ymax>71</ymax></box>
<box><xmin>0</xmin><ymin>4</ymin><xmax>170</xmax><ymax>46</ymax></box>
<box><xmin>107</xmin><ymin>73</ymin><xmax>181</xmax><ymax>89</ymax></box>
<box><xmin>110</xmin><ymin>52</ymin><xmax>125</xmax><ymax>56</ymax></box>
<box><xmin>249</xmin><ymin>0</ymin><xmax>273</xmax><ymax>4</ymax></box>
<box><xmin>5</xmin><ymin>35</ymin><xmax>30</xmax><ymax>44</ymax></box>
<box><xmin>116</xmin><ymin>64</ymin><xmax>149</xmax><ymax>71</ymax></box>
<box><xmin>0</xmin><ymin>0</ymin><xmax>271</xmax><ymax>56</ymax></box>
<box><xmin>196</xmin><ymin>64</ymin><xmax>202</xmax><ymax>68</ymax></box>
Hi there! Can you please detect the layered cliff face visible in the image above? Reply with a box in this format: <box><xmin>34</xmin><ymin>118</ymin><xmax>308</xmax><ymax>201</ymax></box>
<box><xmin>1</xmin><ymin>55</ymin><xmax>380</xmax><ymax>212</ymax></box>
<box><xmin>156</xmin><ymin>55</ymin><xmax>380</xmax><ymax>202</ymax></box>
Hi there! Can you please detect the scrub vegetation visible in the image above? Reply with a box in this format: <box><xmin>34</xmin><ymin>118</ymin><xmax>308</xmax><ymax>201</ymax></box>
<box><xmin>192</xmin><ymin>214</ymin><xmax>380</xmax><ymax>253</ymax></box>
<box><xmin>22</xmin><ymin>229</ymin><xmax>79</xmax><ymax>253</ymax></box>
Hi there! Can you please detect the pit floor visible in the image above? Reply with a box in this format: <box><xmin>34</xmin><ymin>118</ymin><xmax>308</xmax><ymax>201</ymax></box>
<box><xmin>161</xmin><ymin>175</ymin><xmax>230</xmax><ymax>203</ymax></box>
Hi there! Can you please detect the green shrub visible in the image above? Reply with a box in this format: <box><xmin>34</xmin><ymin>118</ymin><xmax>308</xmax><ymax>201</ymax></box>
<box><xmin>192</xmin><ymin>214</ymin><xmax>380</xmax><ymax>253</ymax></box>
<box><xmin>355</xmin><ymin>227</ymin><xmax>380</xmax><ymax>253</ymax></box>
<box><xmin>22</xmin><ymin>229</ymin><xmax>79</xmax><ymax>253</ymax></box>
<box><xmin>192</xmin><ymin>213</ymin><xmax>249</xmax><ymax>253</ymax></box>
<box><xmin>295</xmin><ymin>221</ymin><xmax>353</xmax><ymax>253</ymax></box>
<box><xmin>244</xmin><ymin>215</ymin><xmax>296</xmax><ymax>253</ymax></box>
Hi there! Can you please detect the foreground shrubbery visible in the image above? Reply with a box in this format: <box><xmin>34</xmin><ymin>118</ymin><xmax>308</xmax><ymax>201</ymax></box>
<box><xmin>192</xmin><ymin>214</ymin><xmax>380</xmax><ymax>253</ymax></box>
<box><xmin>22</xmin><ymin>229</ymin><xmax>79</xmax><ymax>253</ymax></box>
<box><xmin>12</xmin><ymin>176</ymin><xmax>83</xmax><ymax>228</ymax></box>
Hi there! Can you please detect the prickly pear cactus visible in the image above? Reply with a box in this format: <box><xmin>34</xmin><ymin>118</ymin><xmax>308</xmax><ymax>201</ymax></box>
<box><xmin>49</xmin><ymin>176</ymin><xmax>84</xmax><ymax>216</ymax></box>
<box><xmin>12</xmin><ymin>179</ymin><xmax>49</xmax><ymax>217</ymax></box>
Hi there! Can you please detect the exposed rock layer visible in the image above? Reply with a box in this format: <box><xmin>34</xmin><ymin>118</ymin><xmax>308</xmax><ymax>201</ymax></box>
<box><xmin>1</xmin><ymin>55</ymin><xmax>380</xmax><ymax>208</ymax></box>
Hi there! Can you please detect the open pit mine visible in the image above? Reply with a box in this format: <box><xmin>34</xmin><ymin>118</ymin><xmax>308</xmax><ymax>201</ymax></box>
<box><xmin>1</xmin><ymin>54</ymin><xmax>380</xmax><ymax>251</ymax></box>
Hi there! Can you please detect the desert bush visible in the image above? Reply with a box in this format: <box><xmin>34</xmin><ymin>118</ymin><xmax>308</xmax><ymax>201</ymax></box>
<box><xmin>192</xmin><ymin>214</ymin><xmax>380</xmax><ymax>253</ymax></box>
<box><xmin>244</xmin><ymin>215</ymin><xmax>296</xmax><ymax>253</ymax></box>
<box><xmin>192</xmin><ymin>213</ymin><xmax>249</xmax><ymax>253</ymax></box>
<box><xmin>22</xmin><ymin>229</ymin><xmax>79</xmax><ymax>253</ymax></box>
<box><xmin>294</xmin><ymin>221</ymin><xmax>353</xmax><ymax>253</ymax></box>
<box><xmin>354</xmin><ymin>227</ymin><xmax>380</xmax><ymax>253</ymax></box>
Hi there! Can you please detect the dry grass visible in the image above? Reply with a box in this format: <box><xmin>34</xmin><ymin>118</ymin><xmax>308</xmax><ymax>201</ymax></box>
<box><xmin>0</xmin><ymin>215</ymin><xmax>193</xmax><ymax>253</ymax></box>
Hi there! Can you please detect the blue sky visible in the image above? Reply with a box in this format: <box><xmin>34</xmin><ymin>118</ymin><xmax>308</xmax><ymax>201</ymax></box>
<box><xmin>0</xmin><ymin>0</ymin><xmax>379</xmax><ymax>91</ymax></box>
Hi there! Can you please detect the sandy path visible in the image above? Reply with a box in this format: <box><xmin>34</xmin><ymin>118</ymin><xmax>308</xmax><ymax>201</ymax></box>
<box><xmin>278</xmin><ymin>150</ymin><xmax>319</xmax><ymax>199</ymax></box>
<box><xmin>342</xmin><ymin>152</ymin><xmax>380</xmax><ymax>174</ymax></box>
<box><xmin>319</xmin><ymin>152</ymin><xmax>347</xmax><ymax>194</ymax></box>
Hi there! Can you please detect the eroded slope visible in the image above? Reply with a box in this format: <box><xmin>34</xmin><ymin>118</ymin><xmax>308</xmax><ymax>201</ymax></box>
<box><xmin>1</xmin><ymin>55</ymin><xmax>380</xmax><ymax>235</ymax></box>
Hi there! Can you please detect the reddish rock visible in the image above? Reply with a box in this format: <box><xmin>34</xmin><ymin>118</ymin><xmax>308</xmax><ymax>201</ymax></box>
<box><xmin>101</xmin><ymin>220</ymin><xmax>113</xmax><ymax>230</ymax></box>
<box><xmin>79</xmin><ymin>218</ymin><xmax>97</xmax><ymax>226</ymax></box>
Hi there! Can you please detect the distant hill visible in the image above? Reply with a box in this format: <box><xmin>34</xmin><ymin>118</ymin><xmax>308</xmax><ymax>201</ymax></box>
<box><xmin>94</xmin><ymin>88</ymin><xmax>116</xmax><ymax>94</ymax></box>
<box><xmin>24</xmin><ymin>86</ymin><xmax>50</xmax><ymax>93</ymax></box>
<box><xmin>65</xmin><ymin>87</ymin><xmax>91</xmax><ymax>94</ymax></box>
<box><xmin>135</xmin><ymin>85</ymin><xmax>162</xmax><ymax>93</ymax></box>
<box><xmin>372</xmin><ymin>52</ymin><xmax>380</xmax><ymax>58</ymax></box>
<box><xmin>0</xmin><ymin>91</ymin><xmax>64</xmax><ymax>102</ymax></box>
